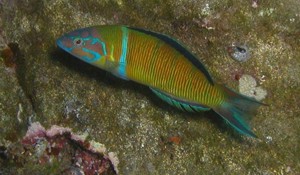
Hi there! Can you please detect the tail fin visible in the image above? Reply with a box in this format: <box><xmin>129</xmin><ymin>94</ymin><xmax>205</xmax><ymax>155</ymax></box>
<box><xmin>213</xmin><ymin>85</ymin><xmax>266</xmax><ymax>138</ymax></box>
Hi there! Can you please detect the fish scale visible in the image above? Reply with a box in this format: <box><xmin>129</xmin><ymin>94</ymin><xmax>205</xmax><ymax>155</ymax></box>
<box><xmin>56</xmin><ymin>25</ymin><xmax>265</xmax><ymax>137</ymax></box>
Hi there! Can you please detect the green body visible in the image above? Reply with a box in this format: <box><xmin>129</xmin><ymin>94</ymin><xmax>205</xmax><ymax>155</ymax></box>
<box><xmin>96</xmin><ymin>26</ymin><xmax>224</xmax><ymax>108</ymax></box>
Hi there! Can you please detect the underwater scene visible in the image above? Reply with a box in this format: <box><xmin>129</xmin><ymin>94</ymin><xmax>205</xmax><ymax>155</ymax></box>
<box><xmin>0</xmin><ymin>0</ymin><xmax>299</xmax><ymax>174</ymax></box>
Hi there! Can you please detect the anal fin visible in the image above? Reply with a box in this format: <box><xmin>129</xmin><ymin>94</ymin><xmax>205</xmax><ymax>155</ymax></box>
<box><xmin>150</xmin><ymin>88</ymin><xmax>210</xmax><ymax>112</ymax></box>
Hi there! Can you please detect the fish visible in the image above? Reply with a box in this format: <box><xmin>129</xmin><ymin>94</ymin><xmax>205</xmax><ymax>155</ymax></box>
<box><xmin>56</xmin><ymin>25</ymin><xmax>265</xmax><ymax>138</ymax></box>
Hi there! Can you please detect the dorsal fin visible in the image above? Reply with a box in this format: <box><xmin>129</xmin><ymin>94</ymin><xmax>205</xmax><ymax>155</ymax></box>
<box><xmin>128</xmin><ymin>27</ymin><xmax>214</xmax><ymax>85</ymax></box>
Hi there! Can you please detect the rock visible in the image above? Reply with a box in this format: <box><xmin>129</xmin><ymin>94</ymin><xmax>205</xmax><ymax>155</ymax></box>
<box><xmin>0</xmin><ymin>0</ymin><xmax>299</xmax><ymax>174</ymax></box>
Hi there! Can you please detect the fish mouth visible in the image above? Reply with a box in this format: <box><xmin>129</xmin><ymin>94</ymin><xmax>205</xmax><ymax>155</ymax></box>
<box><xmin>56</xmin><ymin>37</ymin><xmax>64</xmax><ymax>49</ymax></box>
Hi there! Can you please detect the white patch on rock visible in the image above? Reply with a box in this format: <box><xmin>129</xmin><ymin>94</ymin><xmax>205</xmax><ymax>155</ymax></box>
<box><xmin>238</xmin><ymin>74</ymin><xmax>267</xmax><ymax>101</ymax></box>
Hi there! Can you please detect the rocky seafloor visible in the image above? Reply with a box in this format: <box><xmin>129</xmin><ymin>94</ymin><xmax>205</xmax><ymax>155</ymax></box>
<box><xmin>0</xmin><ymin>0</ymin><xmax>299</xmax><ymax>174</ymax></box>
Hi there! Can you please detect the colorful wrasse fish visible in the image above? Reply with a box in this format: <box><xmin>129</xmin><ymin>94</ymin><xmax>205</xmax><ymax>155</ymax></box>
<box><xmin>56</xmin><ymin>25</ymin><xmax>265</xmax><ymax>138</ymax></box>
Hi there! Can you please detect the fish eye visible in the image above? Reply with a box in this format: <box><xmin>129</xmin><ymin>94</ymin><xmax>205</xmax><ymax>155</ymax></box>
<box><xmin>73</xmin><ymin>38</ymin><xmax>84</xmax><ymax>46</ymax></box>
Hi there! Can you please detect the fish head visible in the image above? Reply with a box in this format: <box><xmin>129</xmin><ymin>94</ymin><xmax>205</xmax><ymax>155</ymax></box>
<box><xmin>56</xmin><ymin>27</ymin><xmax>107</xmax><ymax>65</ymax></box>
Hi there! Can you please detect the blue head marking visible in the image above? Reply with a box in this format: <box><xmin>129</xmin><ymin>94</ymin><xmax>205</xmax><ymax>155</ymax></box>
<box><xmin>56</xmin><ymin>27</ymin><xmax>107</xmax><ymax>64</ymax></box>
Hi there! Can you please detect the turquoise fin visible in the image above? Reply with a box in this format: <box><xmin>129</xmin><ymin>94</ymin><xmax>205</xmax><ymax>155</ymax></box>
<box><xmin>150</xmin><ymin>88</ymin><xmax>210</xmax><ymax>112</ymax></box>
<box><xmin>111</xmin><ymin>71</ymin><xmax>129</xmax><ymax>80</ymax></box>
<box><xmin>213</xmin><ymin>86</ymin><xmax>265</xmax><ymax>138</ymax></box>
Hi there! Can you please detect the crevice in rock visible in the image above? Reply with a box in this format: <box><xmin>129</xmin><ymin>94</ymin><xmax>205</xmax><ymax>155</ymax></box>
<box><xmin>4</xmin><ymin>43</ymin><xmax>37</xmax><ymax>115</ymax></box>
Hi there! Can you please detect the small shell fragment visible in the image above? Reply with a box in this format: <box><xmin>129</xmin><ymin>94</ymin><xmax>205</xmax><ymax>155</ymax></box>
<box><xmin>228</xmin><ymin>43</ymin><xmax>251</xmax><ymax>62</ymax></box>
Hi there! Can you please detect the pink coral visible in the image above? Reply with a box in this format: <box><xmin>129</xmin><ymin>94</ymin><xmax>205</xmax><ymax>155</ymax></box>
<box><xmin>22</xmin><ymin>122</ymin><xmax>119</xmax><ymax>175</ymax></box>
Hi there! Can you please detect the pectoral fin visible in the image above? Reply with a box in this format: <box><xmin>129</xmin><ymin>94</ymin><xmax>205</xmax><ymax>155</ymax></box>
<box><xmin>105</xmin><ymin>58</ymin><xmax>129</xmax><ymax>80</ymax></box>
